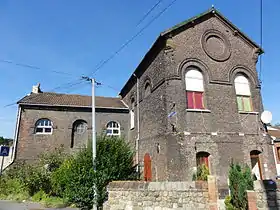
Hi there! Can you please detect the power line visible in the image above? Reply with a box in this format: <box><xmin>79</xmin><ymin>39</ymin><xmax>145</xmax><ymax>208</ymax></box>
<box><xmin>90</xmin><ymin>0</ymin><xmax>179</xmax><ymax>76</ymax></box>
<box><xmin>3</xmin><ymin>79</ymin><xmax>88</xmax><ymax>108</ymax></box>
<box><xmin>135</xmin><ymin>0</ymin><xmax>164</xmax><ymax>27</ymax></box>
<box><xmin>0</xmin><ymin>59</ymin><xmax>78</xmax><ymax>78</ymax></box>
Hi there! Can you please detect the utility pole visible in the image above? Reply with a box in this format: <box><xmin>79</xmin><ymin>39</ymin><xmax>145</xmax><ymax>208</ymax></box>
<box><xmin>82</xmin><ymin>76</ymin><xmax>101</xmax><ymax>210</ymax></box>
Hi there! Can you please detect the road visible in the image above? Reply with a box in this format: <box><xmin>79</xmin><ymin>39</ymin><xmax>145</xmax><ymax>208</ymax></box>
<box><xmin>0</xmin><ymin>200</ymin><xmax>79</xmax><ymax>210</ymax></box>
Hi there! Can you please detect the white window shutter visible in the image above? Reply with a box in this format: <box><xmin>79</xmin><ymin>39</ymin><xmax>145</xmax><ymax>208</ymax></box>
<box><xmin>185</xmin><ymin>70</ymin><xmax>204</xmax><ymax>91</ymax></box>
<box><xmin>234</xmin><ymin>76</ymin><xmax>251</xmax><ymax>96</ymax></box>
<box><xmin>130</xmin><ymin>110</ymin><xmax>135</xmax><ymax>129</ymax></box>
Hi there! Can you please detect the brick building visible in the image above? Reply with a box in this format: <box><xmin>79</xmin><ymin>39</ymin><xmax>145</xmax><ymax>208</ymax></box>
<box><xmin>12</xmin><ymin>8</ymin><xmax>276</xmax><ymax>194</ymax></box>
<box><xmin>119</xmin><ymin>8</ymin><xmax>276</xmax><ymax>192</ymax></box>
<box><xmin>14</xmin><ymin>84</ymin><xmax>129</xmax><ymax>161</ymax></box>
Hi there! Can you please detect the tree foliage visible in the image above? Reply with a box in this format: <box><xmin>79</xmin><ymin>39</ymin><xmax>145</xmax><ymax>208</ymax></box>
<box><xmin>0</xmin><ymin>136</ymin><xmax>13</xmax><ymax>146</ymax></box>
<box><xmin>51</xmin><ymin>136</ymin><xmax>138</xmax><ymax>209</ymax></box>
<box><xmin>226</xmin><ymin>162</ymin><xmax>254</xmax><ymax>210</ymax></box>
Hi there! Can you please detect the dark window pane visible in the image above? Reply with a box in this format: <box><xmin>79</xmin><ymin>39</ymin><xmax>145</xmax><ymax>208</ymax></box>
<box><xmin>36</xmin><ymin>128</ymin><xmax>43</xmax><ymax>133</ymax></box>
<box><xmin>113</xmin><ymin>129</ymin><xmax>119</xmax><ymax>134</ymax></box>
<box><xmin>106</xmin><ymin>129</ymin><xmax>112</xmax><ymax>134</ymax></box>
<box><xmin>45</xmin><ymin>128</ymin><xmax>52</xmax><ymax>133</ymax></box>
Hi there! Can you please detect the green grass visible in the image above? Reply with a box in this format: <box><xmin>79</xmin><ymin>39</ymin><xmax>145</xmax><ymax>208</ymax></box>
<box><xmin>32</xmin><ymin>190</ymin><xmax>69</xmax><ymax>208</ymax></box>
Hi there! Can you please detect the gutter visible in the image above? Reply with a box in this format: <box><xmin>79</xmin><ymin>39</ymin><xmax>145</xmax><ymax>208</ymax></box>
<box><xmin>133</xmin><ymin>73</ymin><xmax>140</xmax><ymax>172</ymax></box>
<box><xmin>6</xmin><ymin>105</ymin><xmax>22</xmax><ymax>169</ymax></box>
<box><xmin>18</xmin><ymin>103</ymin><xmax>129</xmax><ymax>110</ymax></box>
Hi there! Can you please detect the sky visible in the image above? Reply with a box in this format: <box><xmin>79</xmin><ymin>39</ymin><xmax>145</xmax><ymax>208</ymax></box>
<box><xmin>0</xmin><ymin>0</ymin><xmax>279</xmax><ymax>138</ymax></box>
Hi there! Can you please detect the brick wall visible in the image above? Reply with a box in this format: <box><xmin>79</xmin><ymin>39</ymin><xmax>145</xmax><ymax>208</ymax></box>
<box><xmin>120</xmin><ymin>12</ymin><xmax>276</xmax><ymax>188</ymax></box>
<box><xmin>103</xmin><ymin>176</ymin><xmax>218</xmax><ymax>210</ymax></box>
<box><xmin>16</xmin><ymin>105</ymin><xmax>129</xmax><ymax>161</ymax></box>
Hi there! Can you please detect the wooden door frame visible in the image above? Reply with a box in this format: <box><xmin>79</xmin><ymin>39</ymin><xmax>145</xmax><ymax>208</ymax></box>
<box><xmin>250</xmin><ymin>154</ymin><xmax>263</xmax><ymax>180</ymax></box>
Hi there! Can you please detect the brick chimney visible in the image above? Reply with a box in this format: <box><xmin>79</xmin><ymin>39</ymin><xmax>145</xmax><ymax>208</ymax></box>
<box><xmin>32</xmin><ymin>83</ymin><xmax>42</xmax><ymax>94</ymax></box>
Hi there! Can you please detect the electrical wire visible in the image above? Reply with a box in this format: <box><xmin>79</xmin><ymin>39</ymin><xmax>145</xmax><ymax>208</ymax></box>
<box><xmin>135</xmin><ymin>0</ymin><xmax>164</xmax><ymax>27</ymax></box>
<box><xmin>90</xmin><ymin>0</ymin><xmax>179</xmax><ymax>76</ymax></box>
<box><xmin>3</xmin><ymin>79</ymin><xmax>88</xmax><ymax>108</ymax></box>
<box><xmin>0</xmin><ymin>59</ymin><xmax>78</xmax><ymax>78</ymax></box>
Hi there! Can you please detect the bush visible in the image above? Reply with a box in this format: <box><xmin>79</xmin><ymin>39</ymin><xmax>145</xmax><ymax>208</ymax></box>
<box><xmin>192</xmin><ymin>164</ymin><xmax>210</xmax><ymax>181</ymax></box>
<box><xmin>2</xmin><ymin>146</ymin><xmax>67</xmax><ymax>198</ymax></box>
<box><xmin>224</xmin><ymin>195</ymin><xmax>236</xmax><ymax>210</ymax></box>
<box><xmin>51</xmin><ymin>136</ymin><xmax>138</xmax><ymax>209</ymax></box>
<box><xmin>226</xmin><ymin>162</ymin><xmax>254</xmax><ymax>210</ymax></box>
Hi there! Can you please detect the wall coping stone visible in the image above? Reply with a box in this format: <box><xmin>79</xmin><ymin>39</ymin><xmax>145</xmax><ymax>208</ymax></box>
<box><xmin>107</xmin><ymin>181</ymin><xmax>208</xmax><ymax>191</ymax></box>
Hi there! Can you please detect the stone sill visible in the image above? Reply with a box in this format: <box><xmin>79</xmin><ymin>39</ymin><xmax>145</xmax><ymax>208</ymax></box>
<box><xmin>238</xmin><ymin>111</ymin><xmax>259</xmax><ymax>115</ymax></box>
<box><xmin>186</xmin><ymin>109</ymin><xmax>211</xmax><ymax>113</ymax></box>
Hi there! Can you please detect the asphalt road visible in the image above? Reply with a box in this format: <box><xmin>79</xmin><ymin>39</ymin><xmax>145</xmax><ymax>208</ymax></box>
<box><xmin>0</xmin><ymin>200</ymin><xmax>79</xmax><ymax>210</ymax></box>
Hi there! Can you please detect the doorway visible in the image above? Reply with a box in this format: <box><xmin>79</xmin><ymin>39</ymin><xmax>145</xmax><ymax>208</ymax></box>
<box><xmin>250</xmin><ymin>150</ymin><xmax>263</xmax><ymax>180</ymax></box>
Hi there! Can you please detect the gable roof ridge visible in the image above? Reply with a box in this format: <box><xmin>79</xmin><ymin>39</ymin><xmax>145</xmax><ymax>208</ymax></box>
<box><xmin>161</xmin><ymin>7</ymin><xmax>263</xmax><ymax>53</ymax></box>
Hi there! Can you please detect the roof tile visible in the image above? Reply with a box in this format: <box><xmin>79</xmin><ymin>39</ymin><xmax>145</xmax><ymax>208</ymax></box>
<box><xmin>18</xmin><ymin>92</ymin><xmax>127</xmax><ymax>109</ymax></box>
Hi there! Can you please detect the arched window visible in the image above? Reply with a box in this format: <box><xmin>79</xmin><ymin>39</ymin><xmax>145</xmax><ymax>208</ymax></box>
<box><xmin>106</xmin><ymin>121</ymin><xmax>120</xmax><ymax>136</ymax></box>
<box><xmin>234</xmin><ymin>75</ymin><xmax>253</xmax><ymax>112</ymax></box>
<box><xmin>74</xmin><ymin>120</ymin><xmax>87</xmax><ymax>134</ymax></box>
<box><xmin>144</xmin><ymin>82</ymin><xmax>151</xmax><ymax>98</ymax></box>
<box><xmin>185</xmin><ymin>69</ymin><xmax>204</xmax><ymax>109</ymax></box>
<box><xmin>71</xmin><ymin>120</ymin><xmax>88</xmax><ymax>148</ymax></box>
<box><xmin>130</xmin><ymin>98</ymin><xmax>135</xmax><ymax>129</ymax></box>
<box><xmin>35</xmin><ymin>118</ymin><xmax>53</xmax><ymax>134</ymax></box>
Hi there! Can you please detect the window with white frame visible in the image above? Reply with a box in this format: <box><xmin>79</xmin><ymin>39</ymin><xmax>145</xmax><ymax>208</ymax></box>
<box><xmin>35</xmin><ymin>118</ymin><xmax>53</xmax><ymax>134</ymax></box>
<box><xmin>185</xmin><ymin>69</ymin><xmax>205</xmax><ymax>109</ymax></box>
<box><xmin>106</xmin><ymin>121</ymin><xmax>120</xmax><ymax>136</ymax></box>
<box><xmin>234</xmin><ymin>75</ymin><xmax>253</xmax><ymax>112</ymax></box>
<box><xmin>130</xmin><ymin>98</ymin><xmax>135</xmax><ymax>129</ymax></box>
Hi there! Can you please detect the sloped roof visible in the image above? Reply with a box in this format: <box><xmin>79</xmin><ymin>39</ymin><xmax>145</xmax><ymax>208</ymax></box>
<box><xmin>119</xmin><ymin>7</ymin><xmax>263</xmax><ymax>97</ymax></box>
<box><xmin>161</xmin><ymin>8</ymin><xmax>263</xmax><ymax>51</ymax></box>
<box><xmin>268</xmin><ymin>126</ymin><xmax>280</xmax><ymax>140</ymax></box>
<box><xmin>18</xmin><ymin>92</ymin><xmax>128</xmax><ymax>109</ymax></box>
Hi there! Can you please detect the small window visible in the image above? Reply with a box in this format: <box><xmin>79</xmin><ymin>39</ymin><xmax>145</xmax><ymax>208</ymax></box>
<box><xmin>185</xmin><ymin>69</ymin><xmax>205</xmax><ymax>109</ymax></box>
<box><xmin>234</xmin><ymin>75</ymin><xmax>253</xmax><ymax>112</ymax></box>
<box><xmin>106</xmin><ymin>121</ymin><xmax>120</xmax><ymax>136</ymax></box>
<box><xmin>277</xmin><ymin>147</ymin><xmax>280</xmax><ymax>162</ymax></box>
<box><xmin>35</xmin><ymin>118</ymin><xmax>53</xmax><ymax>134</ymax></box>
<box><xmin>144</xmin><ymin>83</ymin><xmax>151</xmax><ymax>98</ymax></box>
<box><xmin>130</xmin><ymin>98</ymin><xmax>135</xmax><ymax>129</ymax></box>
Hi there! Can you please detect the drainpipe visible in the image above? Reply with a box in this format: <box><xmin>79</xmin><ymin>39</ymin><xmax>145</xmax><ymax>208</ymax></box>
<box><xmin>133</xmin><ymin>73</ymin><xmax>140</xmax><ymax>172</ymax></box>
<box><xmin>271</xmin><ymin>137</ymin><xmax>278</xmax><ymax>176</ymax></box>
<box><xmin>11</xmin><ymin>105</ymin><xmax>22</xmax><ymax>164</ymax></box>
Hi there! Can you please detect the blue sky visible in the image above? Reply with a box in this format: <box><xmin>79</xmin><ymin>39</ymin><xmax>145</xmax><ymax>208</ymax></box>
<box><xmin>0</xmin><ymin>0</ymin><xmax>279</xmax><ymax>138</ymax></box>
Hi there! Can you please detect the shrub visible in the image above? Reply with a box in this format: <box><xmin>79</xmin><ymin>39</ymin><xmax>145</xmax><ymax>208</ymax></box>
<box><xmin>193</xmin><ymin>164</ymin><xmax>210</xmax><ymax>181</ymax></box>
<box><xmin>38</xmin><ymin>145</ymin><xmax>69</xmax><ymax>172</ymax></box>
<box><xmin>224</xmin><ymin>195</ymin><xmax>236</xmax><ymax>210</ymax></box>
<box><xmin>51</xmin><ymin>136</ymin><xmax>138</xmax><ymax>209</ymax></box>
<box><xmin>226</xmin><ymin>162</ymin><xmax>254</xmax><ymax>210</ymax></box>
<box><xmin>51</xmin><ymin>147</ymin><xmax>95</xmax><ymax>209</ymax></box>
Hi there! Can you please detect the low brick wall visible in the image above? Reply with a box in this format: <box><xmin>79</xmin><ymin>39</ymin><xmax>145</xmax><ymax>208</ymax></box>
<box><xmin>247</xmin><ymin>180</ymin><xmax>280</xmax><ymax>210</ymax></box>
<box><xmin>103</xmin><ymin>176</ymin><xmax>218</xmax><ymax>210</ymax></box>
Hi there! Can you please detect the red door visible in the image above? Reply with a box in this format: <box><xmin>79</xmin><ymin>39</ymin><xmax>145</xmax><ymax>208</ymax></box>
<box><xmin>144</xmin><ymin>153</ymin><xmax>152</xmax><ymax>181</ymax></box>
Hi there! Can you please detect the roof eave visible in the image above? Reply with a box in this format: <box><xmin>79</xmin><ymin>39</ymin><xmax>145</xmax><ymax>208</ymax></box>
<box><xmin>18</xmin><ymin>103</ymin><xmax>129</xmax><ymax>110</ymax></box>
